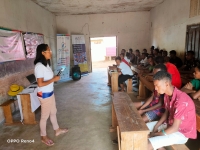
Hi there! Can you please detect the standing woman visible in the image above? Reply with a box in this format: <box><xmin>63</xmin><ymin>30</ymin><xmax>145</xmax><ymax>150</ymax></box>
<box><xmin>34</xmin><ymin>44</ymin><xmax>68</xmax><ymax>146</ymax></box>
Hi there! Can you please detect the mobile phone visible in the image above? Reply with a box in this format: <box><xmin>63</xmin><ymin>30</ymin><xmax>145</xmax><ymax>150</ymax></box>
<box><xmin>57</xmin><ymin>67</ymin><xmax>65</xmax><ymax>76</ymax></box>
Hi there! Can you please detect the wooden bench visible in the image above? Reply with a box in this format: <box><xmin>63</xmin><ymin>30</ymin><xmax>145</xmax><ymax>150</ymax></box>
<box><xmin>137</xmin><ymin>74</ymin><xmax>154</xmax><ymax>99</ymax></box>
<box><xmin>171</xmin><ymin>144</ymin><xmax>189</xmax><ymax>150</ymax></box>
<box><xmin>0</xmin><ymin>100</ymin><xmax>21</xmax><ymax>125</ymax></box>
<box><xmin>110</xmin><ymin>72</ymin><xmax>133</xmax><ymax>93</ymax></box>
<box><xmin>107</xmin><ymin>66</ymin><xmax>115</xmax><ymax>86</ymax></box>
<box><xmin>111</xmin><ymin>92</ymin><xmax>149</xmax><ymax>150</ymax></box>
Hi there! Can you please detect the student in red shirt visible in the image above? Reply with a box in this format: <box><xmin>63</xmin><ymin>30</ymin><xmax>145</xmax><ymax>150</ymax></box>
<box><xmin>120</xmin><ymin>53</ymin><xmax>130</xmax><ymax>67</ymax></box>
<box><xmin>147</xmin><ymin>71</ymin><xmax>196</xmax><ymax>150</ymax></box>
<box><xmin>155</xmin><ymin>56</ymin><xmax>182</xmax><ymax>88</ymax></box>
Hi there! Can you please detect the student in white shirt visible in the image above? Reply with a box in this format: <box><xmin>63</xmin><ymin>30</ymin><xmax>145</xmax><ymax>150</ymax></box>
<box><xmin>140</xmin><ymin>53</ymin><xmax>149</xmax><ymax>66</ymax></box>
<box><xmin>115</xmin><ymin>56</ymin><xmax>133</xmax><ymax>92</ymax></box>
<box><xmin>34</xmin><ymin>44</ymin><xmax>68</xmax><ymax>146</ymax></box>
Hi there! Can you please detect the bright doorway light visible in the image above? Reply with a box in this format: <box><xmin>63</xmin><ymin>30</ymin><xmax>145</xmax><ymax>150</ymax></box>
<box><xmin>90</xmin><ymin>36</ymin><xmax>117</xmax><ymax>68</ymax></box>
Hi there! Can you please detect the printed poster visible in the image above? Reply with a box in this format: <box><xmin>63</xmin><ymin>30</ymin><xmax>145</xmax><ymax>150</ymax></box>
<box><xmin>0</xmin><ymin>29</ymin><xmax>26</xmax><ymax>62</ymax></box>
<box><xmin>23</xmin><ymin>33</ymin><xmax>44</xmax><ymax>58</ymax></box>
<box><xmin>57</xmin><ymin>34</ymin><xmax>70</xmax><ymax>80</ymax></box>
<box><xmin>72</xmin><ymin>35</ymin><xmax>88</xmax><ymax>73</ymax></box>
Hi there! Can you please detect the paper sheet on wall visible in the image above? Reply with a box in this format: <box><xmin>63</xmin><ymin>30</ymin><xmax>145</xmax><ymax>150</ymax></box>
<box><xmin>23</xmin><ymin>33</ymin><xmax>44</xmax><ymax>58</ymax></box>
<box><xmin>0</xmin><ymin>29</ymin><xmax>26</xmax><ymax>62</ymax></box>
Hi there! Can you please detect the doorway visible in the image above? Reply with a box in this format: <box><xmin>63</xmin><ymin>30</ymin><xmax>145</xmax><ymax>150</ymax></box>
<box><xmin>90</xmin><ymin>36</ymin><xmax>117</xmax><ymax>69</ymax></box>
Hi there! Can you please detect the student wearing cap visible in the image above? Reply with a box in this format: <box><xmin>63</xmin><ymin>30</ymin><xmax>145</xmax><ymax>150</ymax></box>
<box><xmin>34</xmin><ymin>44</ymin><xmax>68</xmax><ymax>146</ymax></box>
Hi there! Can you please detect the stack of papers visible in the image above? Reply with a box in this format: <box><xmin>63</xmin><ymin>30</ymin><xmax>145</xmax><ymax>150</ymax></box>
<box><xmin>19</xmin><ymin>88</ymin><xmax>35</xmax><ymax>94</ymax></box>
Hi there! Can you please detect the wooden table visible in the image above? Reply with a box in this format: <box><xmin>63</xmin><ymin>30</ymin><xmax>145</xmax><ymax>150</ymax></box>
<box><xmin>130</xmin><ymin>65</ymin><xmax>153</xmax><ymax>98</ymax></box>
<box><xmin>112</xmin><ymin>92</ymin><xmax>149</xmax><ymax>150</ymax></box>
<box><xmin>107</xmin><ymin>66</ymin><xmax>117</xmax><ymax>85</ymax></box>
<box><xmin>110</xmin><ymin>72</ymin><xmax>119</xmax><ymax>93</ymax></box>
<box><xmin>131</xmin><ymin>65</ymin><xmax>141</xmax><ymax>74</ymax></box>
<box><xmin>137</xmin><ymin>74</ymin><xmax>154</xmax><ymax>99</ymax></box>
<box><xmin>181</xmin><ymin>74</ymin><xmax>193</xmax><ymax>85</ymax></box>
<box><xmin>18</xmin><ymin>94</ymin><xmax>37</xmax><ymax>124</ymax></box>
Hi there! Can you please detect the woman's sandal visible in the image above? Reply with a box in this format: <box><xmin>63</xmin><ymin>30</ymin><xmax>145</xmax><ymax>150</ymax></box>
<box><xmin>41</xmin><ymin>139</ymin><xmax>54</xmax><ymax>146</ymax></box>
<box><xmin>55</xmin><ymin>128</ymin><xmax>69</xmax><ymax>136</ymax></box>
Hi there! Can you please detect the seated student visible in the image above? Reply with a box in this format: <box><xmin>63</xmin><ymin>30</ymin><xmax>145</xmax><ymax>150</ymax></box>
<box><xmin>158</xmin><ymin>52</ymin><xmax>162</xmax><ymax>56</ymax></box>
<box><xmin>121</xmin><ymin>49</ymin><xmax>126</xmax><ymax>54</ymax></box>
<box><xmin>159</xmin><ymin>50</ymin><xmax>163</xmax><ymax>55</ymax></box>
<box><xmin>181</xmin><ymin>64</ymin><xmax>200</xmax><ymax>100</ymax></box>
<box><xmin>115</xmin><ymin>56</ymin><xmax>133</xmax><ymax>92</ymax></box>
<box><xmin>135</xmin><ymin>49</ymin><xmax>141</xmax><ymax>65</ymax></box>
<box><xmin>139</xmin><ymin>53</ymin><xmax>148</xmax><ymax>66</ymax></box>
<box><xmin>140</xmin><ymin>56</ymin><xmax>155</xmax><ymax>74</ymax></box>
<box><xmin>169</xmin><ymin>50</ymin><xmax>183</xmax><ymax>68</ymax></box>
<box><xmin>120</xmin><ymin>53</ymin><xmax>130</xmax><ymax>67</ymax></box>
<box><xmin>153</xmin><ymin>48</ymin><xmax>159</xmax><ymax>58</ymax></box>
<box><xmin>162</xmin><ymin>50</ymin><xmax>170</xmax><ymax>63</ymax></box>
<box><xmin>155</xmin><ymin>56</ymin><xmax>182</xmax><ymax>88</ymax></box>
<box><xmin>147</xmin><ymin>56</ymin><xmax>155</xmax><ymax>73</ymax></box>
<box><xmin>150</xmin><ymin>46</ymin><xmax>155</xmax><ymax>57</ymax></box>
<box><xmin>129</xmin><ymin>48</ymin><xmax>136</xmax><ymax>64</ymax></box>
<box><xmin>124</xmin><ymin>52</ymin><xmax>131</xmax><ymax>63</ymax></box>
<box><xmin>180</xmin><ymin>51</ymin><xmax>197</xmax><ymax>72</ymax></box>
<box><xmin>134</xmin><ymin>64</ymin><xmax>167</xmax><ymax>123</ymax></box>
<box><xmin>143</xmin><ymin>49</ymin><xmax>149</xmax><ymax>55</ymax></box>
<box><xmin>147</xmin><ymin>71</ymin><xmax>196</xmax><ymax>150</ymax></box>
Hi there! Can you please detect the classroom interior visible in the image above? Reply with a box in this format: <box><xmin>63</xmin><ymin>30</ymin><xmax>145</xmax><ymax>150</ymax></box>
<box><xmin>0</xmin><ymin>0</ymin><xmax>200</xmax><ymax>150</ymax></box>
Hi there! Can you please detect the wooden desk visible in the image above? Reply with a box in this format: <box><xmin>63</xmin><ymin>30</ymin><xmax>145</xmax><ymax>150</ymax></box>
<box><xmin>131</xmin><ymin>65</ymin><xmax>141</xmax><ymax>74</ymax></box>
<box><xmin>107</xmin><ymin>66</ymin><xmax>117</xmax><ymax>85</ymax></box>
<box><xmin>137</xmin><ymin>74</ymin><xmax>154</xmax><ymax>99</ymax></box>
<box><xmin>181</xmin><ymin>74</ymin><xmax>193</xmax><ymax>85</ymax></box>
<box><xmin>110</xmin><ymin>72</ymin><xmax>119</xmax><ymax>93</ymax></box>
<box><xmin>112</xmin><ymin>92</ymin><xmax>149</xmax><ymax>150</ymax></box>
<box><xmin>18</xmin><ymin>94</ymin><xmax>37</xmax><ymax>124</ymax></box>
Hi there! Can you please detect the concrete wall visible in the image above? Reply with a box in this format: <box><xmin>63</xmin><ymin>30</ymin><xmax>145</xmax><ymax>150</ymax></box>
<box><xmin>56</xmin><ymin>12</ymin><xmax>150</xmax><ymax>71</ymax></box>
<box><xmin>150</xmin><ymin>0</ymin><xmax>200</xmax><ymax>58</ymax></box>
<box><xmin>0</xmin><ymin>0</ymin><xmax>56</xmax><ymax>123</ymax></box>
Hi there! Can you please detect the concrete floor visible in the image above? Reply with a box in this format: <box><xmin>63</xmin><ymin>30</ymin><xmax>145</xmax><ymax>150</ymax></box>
<box><xmin>0</xmin><ymin>60</ymin><xmax>199</xmax><ymax>150</ymax></box>
<box><xmin>0</xmin><ymin>63</ymin><xmax>118</xmax><ymax>150</ymax></box>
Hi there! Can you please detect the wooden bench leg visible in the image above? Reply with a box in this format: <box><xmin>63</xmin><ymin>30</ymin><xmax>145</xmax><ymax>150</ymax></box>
<box><xmin>117</xmin><ymin>126</ymin><xmax>121</xmax><ymax>150</ymax></box>
<box><xmin>2</xmin><ymin>105</ymin><xmax>13</xmax><ymax>124</ymax></box>
<box><xmin>137</xmin><ymin>80</ymin><xmax>147</xmax><ymax>99</ymax></box>
<box><xmin>111</xmin><ymin>72</ymin><xmax>118</xmax><ymax>93</ymax></box>
<box><xmin>107</xmin><ymin>68</ymin><xmax>111</xmax><ymax>85</ymax></box>
<box><xmin>127</xmin><ymin>79</ymin><xmax>132</xmax><ymax>93</ymax></box>
<box><xmin>110</xmin><ymin>103</ymin><xmax>118</xmax><ymax>132</ymax></box>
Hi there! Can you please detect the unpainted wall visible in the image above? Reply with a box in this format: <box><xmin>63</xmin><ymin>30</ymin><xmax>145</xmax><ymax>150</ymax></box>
<box><xmin>56</xmin><ymin>12</ymin><xmax>150</xmax><ymax>71</ymax></box>
<box><xmin>0</xmin><ymin>0</ymin><xmax>57</xmax><ymax>123</ymax></box>
<box><xmin>150</xmin><ymin>0</ymin><xmax>200</xmax><ymax>58</ymax></box>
